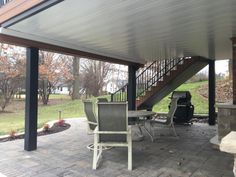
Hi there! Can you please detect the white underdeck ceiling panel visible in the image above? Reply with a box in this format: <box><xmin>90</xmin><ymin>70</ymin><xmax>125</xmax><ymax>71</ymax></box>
<box><xmin>6</xmin><ymin>0</ymin><xmax>236</xmax><ymax>63</ymax></box>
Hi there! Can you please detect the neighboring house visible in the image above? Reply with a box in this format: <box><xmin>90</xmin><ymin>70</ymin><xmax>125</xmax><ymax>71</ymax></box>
<box><xmin>53</xmin><ymin>84</ymin><xmax>86</xmax><ymax>95</ymax></box>
<box><xmin>106</xmin><ymin>79</ymin><xmax>127</xmax><ymax>94</ymax></box>
<box><xmin>105</xmin><ymin>65</ymin><xmax>128</xmax><ymax>93</ymax></box>
<box><xmin>53</xmin><ymin>84</ymin><xmax>70</xmax><ymax>95</ymax></box>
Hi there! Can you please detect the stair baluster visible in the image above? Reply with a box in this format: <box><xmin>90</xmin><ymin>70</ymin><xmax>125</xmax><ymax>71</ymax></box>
<box><xmin>110</xmin><ymin>57</ymin><xmax>186</xmax><ymax>103</ymax></box>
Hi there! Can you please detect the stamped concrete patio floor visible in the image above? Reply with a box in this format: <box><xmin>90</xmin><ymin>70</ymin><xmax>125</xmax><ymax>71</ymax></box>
<box><xmin>0</xmin><ymin>118</ymin><xmax>234</xmax><ymax>177</ymax></box>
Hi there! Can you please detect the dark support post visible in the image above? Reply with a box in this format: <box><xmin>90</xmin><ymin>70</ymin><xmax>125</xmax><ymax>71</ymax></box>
<box><xmin>232</xmin><ymin>38</ymin><xmax>236</xmax><ymax>104</ymax></box>
<box><xmin>208</xmin><ymin>60</ymin><xmax>216</xmax><ymax>125</ymax></box>
<box><xmin>24</xmin><ymin>47</ymin><xmax>39</xmax><ymax>151</ymax></box>
<box><xmin>128</xmin><ymin>65</ymin><xmax>138</xmax><ymax>110</ymax></box>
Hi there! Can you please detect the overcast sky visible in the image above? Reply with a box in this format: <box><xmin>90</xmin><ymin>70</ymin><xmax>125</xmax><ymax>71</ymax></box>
<box><xmin>201</xmin><ymin>59</ymin><xmax>229</xmax><ymax>74</ymax></box>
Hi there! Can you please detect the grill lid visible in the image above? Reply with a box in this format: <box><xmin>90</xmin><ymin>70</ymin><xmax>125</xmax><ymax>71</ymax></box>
<box><xmin>171</xmin><ymin>91</ymin><xmax>192</xmax><ymax>101</ymax></box>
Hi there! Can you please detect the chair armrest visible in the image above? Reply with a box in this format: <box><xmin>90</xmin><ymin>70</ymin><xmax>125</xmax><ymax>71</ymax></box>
<box><xmin>94</xmin><ymin>126</ymin><xmax>98</xmax><ymax>132</ymax></box>
<box><xmin>94</xmin><ymin>125</ymin><xmax>131</xmax><ymax>135</ymax></box>
<box><xmin>127</xmin><ymin>126</ymin><xmax>132</xmax><ymax>134</ymax></box>
<box><xmin>154</xmin><ymin>113</ymin><xmax>168</xmax><ymax>120</ymax></box>
<box><xmin>155</xmin><ymin>113</ymin><xmax>168</xmax><ymax>117</ymax></box>
<box><xmin>94</xmin><ymin>126</ymin><xmax>131</xmax><ymax>135</ymax></box>
<box><xmin>95</xmin><ymin>131</ymin><xmax>130</xmax><ymax>135</ymax></box>
<box><xmin>87</xmin><ymin>121</ymin><xmax>97</xmax><ymax>125</ymax></box>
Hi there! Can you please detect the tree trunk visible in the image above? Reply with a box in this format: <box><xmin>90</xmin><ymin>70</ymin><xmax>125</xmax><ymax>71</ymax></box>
<box><xmin>39</xmin><ymin>79</ymin><xmax>50</xmax><ymax>105</ymax></box>
<box><xmin>72</xmin><ymin>56</ymin><xmax>80</xmax><ymax>100</ymax></box>
<box><xmin>229</xmin><ymin>59</ymin><xmax>233</xmax><ymax>80</ymax></box>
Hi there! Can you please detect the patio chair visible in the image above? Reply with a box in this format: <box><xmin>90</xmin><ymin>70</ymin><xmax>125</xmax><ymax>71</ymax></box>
<box><xmin>97</xmin><ymin>98</ymin><xmax>108</xmax><ymax>102</ymax></box>
<box><xmin>83</xmin><ymin>100</ymin><xmax>98</xmax><ymax>150</ymax></box>
<box><xmin>146</xmin><ymin>97</ymin><xmax>179</xmax><ymax>141</ymax></box>
<box><xmin>84</xmin><ymin>100</ymin><xmax>97</xmax><ymax>134</ymax></box>
<box><xmin>93</xmin><ymin>102</ymin><xmax>132</xmax><ymax>170</ymax></box>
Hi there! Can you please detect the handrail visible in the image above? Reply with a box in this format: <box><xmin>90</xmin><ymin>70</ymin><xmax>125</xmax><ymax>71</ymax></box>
<box><xmin>136</xmin><ymin>60</ymin><xmax>156</xmax><ymax>79</ymax></box>
<box><xmin>136</xmin><ymin>57</ymin><xmax>184</xmax><ymax>97</ymax></box>
<box><xmin>111</xmin><ymin>83</ymin><xmax>128</xmax><ymax>96</ymax></box>
<box><xmin>111</xmin><ymin>83</ymin><xmax>128</xmax><ymax>102</ymax></box>
<box><xmin>111</xmin><ymin>57</ymin><xmax>187</xmax><ymax>103</ymax></box>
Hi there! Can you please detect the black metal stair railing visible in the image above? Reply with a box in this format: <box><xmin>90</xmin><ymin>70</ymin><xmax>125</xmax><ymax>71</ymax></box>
<box><xmin>136</xmin><ymin>57</ymin><xmax>185</xmax><ymax>97</ymax></box>
<box><xmin>111</xmin><ymin>83</ymin><xmax>128</xmax><ymax>102</ymax></box>
<box><xmin>111</xmin><ymin>57</ymin><xmax>187</xmax><ymax>102</ymax></box>
<box><xmin>110</xmin><ymin>62</ymin><xmax>153</xmax><ymax>102</ymax></box>
<box><xmin>0</xmin><ymin>0</ymin><xmax>12</xmax><ymax>7</ymax></box>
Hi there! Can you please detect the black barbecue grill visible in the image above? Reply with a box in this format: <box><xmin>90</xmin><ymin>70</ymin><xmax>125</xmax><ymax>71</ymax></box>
<box><xmin>169</xmin><ymin>91</ymin><xmax>194</xmax><ymax>124</ymax></box>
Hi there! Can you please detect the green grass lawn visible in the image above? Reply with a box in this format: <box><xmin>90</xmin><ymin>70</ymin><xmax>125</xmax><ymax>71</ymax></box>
<box><xmin>0</xmin><ymin>82</ymin><xmax>207</xmax><ymax>135</ymax></box>
<box><xmin>0</xmin><ymin>99</ymin><xmax>85</xmax><ymax>135</ymax></box>
<box><xmin>153</xmin><ymin>81</ymin><xmax>208</xmax><ymax>113</ymax></box>
<box><xmin>0</xmin><ymin>95</ymin><xmax>110</xmax><ymax>135</ymax></box>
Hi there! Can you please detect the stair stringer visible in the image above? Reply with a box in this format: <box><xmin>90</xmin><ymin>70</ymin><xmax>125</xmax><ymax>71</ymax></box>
<box><xmin>137</xmin><ymin>59</ymin><xmax>209</xmax><ymax>110</ymax></box>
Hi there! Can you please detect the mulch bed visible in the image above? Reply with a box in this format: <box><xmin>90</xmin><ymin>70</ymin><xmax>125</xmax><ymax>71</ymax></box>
<box><xmin>0</xmin><ymin>122</ymin><xmax>70</xmax><ymax>143</ymax></box>
<box><xmin>198</xmin><ymin>79</ymin><xmax>232</xmax><ymax>103</ymax></box>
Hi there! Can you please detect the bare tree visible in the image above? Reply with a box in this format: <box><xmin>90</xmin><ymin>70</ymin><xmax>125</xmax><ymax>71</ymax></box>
<box><xmin>80</xmin><ymin>59</ymin><xmax>112</xmax><ymax>97</ymax></box>
<box><xmin>0</xmin><ymin>44</ymin><xmax>25</xmax><ymax>111</ymax></box>
<box><xmin>229</xmin><ymin>59</ymin><xmax>232</xmax><ymax>80</ymax></box>
<box><xmin>71</xmin><ymin>56</ymin><xmax>80</xmax><ymax>100</ymax></box>
<box><xmin>38</xmin><ymin>51</ymin><xmax>73</xmax><ymax>105</ymax></box>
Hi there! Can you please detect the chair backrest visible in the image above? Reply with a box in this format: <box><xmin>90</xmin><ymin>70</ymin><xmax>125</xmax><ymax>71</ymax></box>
<box><xmin>97</xmin><ymin>102</ymin><xmax>128</xmax><ymax>142</ymax></box>
<box><xmin>83</xmin><ymin>100</ymin><xmax>97</xmax><ymax>130</ymax></box>
<box><xmin>166</xmin><ymin>98</ymin><xmax>179</xmax><ymax>125</ymax></box>
<box><xmin>97</xmin><ymin>98</ymin><xmax>108</xmax><ymax>102</ymax></box>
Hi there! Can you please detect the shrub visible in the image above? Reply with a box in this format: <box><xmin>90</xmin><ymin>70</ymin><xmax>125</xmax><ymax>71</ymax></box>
<box><xmin>43</xmin><ymin>124</ymin><xmax>50</xmax><ymax>132</ymax></box>
<box><xmin>9</xmin><ymin>130</ymin><xmax>16</xmax><ymax>139</ymax></box>
<box><xmin>57</xmin><ymin>119</ymin><xmax>65</xmax><ymax>126</ymax></box>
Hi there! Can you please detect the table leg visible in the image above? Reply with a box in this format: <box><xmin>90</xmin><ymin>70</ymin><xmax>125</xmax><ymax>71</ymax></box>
<box><xmin>143</xmin><ymin>121</ymin><xmax>155</xmax><ymax>142</ymax></box>
<box><xmin>132</xmin><ymin>124</ymin><xmax>144</xmax><ymax>141</ymax></box>
<box><xmin>234</xmin><ymin>155</ymin><xmax>236</xmax><ymax>177</ymax></box>
<box><xmin>137</xmin><ymin>124</ymin><xmax>143</xmax><ymax>135</ymax></box>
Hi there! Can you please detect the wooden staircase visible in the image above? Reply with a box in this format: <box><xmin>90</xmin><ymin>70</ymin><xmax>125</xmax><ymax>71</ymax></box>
<box><xmin>111</xmin><ymin>56</ymin><xmax>209</xmax><ymax>110</ymax></box>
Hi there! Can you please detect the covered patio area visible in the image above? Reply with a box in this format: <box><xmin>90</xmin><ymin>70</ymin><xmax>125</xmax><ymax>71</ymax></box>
<box><xmin>0</xmin><ymin>0</ymin><xmax>236</xmax><ymax>176</ymax></box>
<box><xmin>0</xmin><ymin>0</ymin><xmax>236</xmax><ymax>150</ymax></box>
<box><xmin>0</xmin><ymin>118</ymin><xmax>233</xmax><ymax>177</ymax></box>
